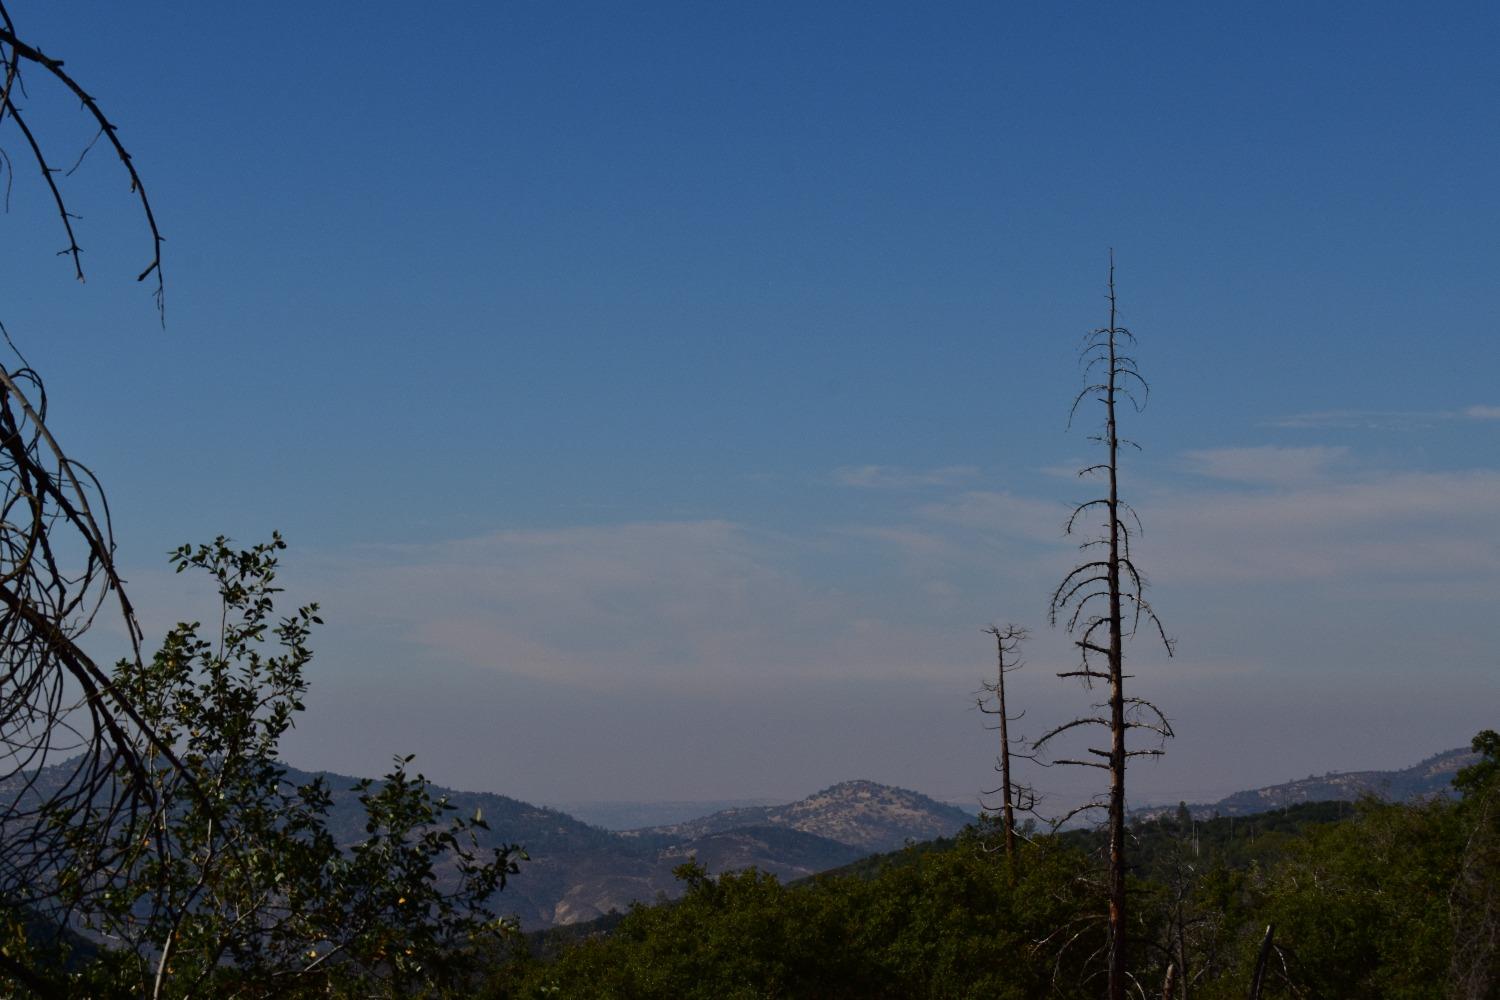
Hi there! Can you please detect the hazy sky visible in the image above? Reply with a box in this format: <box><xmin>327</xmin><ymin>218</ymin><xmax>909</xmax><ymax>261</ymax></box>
<box><xmin>4</xmin><ymin>2</ymin><xmax>1496</xmax><ymax>809</ymax></box>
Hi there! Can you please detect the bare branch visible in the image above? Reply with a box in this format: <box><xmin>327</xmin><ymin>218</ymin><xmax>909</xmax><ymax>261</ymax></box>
<box><xmin>0</xmin><ymin>17</ymin><xmax>165</xmax><ymax>313</ymax></box>
<box><xmin>1033</xmin><ymin>715</ymin><xmax>1109</xmax><ymax>749</ymax></box>
<box><xmin>0</xmin><ymin>8</ymin><xmax>177</xmax><ymax>952</ymax></box>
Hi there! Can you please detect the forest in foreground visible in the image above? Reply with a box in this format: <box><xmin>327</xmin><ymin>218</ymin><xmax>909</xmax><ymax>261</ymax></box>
<box><xmin>485</xmin><ymin>741</ymin><xmax>1498</xmax><ymax>998</ymax></box>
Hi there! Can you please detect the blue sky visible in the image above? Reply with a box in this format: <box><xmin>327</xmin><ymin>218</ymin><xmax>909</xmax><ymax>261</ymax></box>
<box><xmin>4</xmin><ymin>2</ymin><xmax>1497</xmax><ymax>806</ymax></box>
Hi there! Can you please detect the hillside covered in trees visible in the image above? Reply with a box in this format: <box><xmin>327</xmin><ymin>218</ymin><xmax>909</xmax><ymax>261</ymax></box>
<box><xmin>489</xmin><ymin>736</ymin><xmax>1500</xmax><ymax>998</ymax></box>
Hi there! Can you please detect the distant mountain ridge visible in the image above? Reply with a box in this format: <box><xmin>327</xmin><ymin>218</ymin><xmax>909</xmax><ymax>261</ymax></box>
<box><xmin>283</xmin><ymin>768</ymin><xmax>958</xmax><ymax>928</ymax></box>
<box><xmin>628</xmin><ymin>779</ymin><xmax>974</xmax><ymax>853</ymax></box>
<box><xmin>287</xmin><ymin>747</ymin><xmax>1478</xmax><ymax>924</ymax></box>
<box><xmin>1</xmin><ymin>760</ymin><xmax>962</xmax><ymax>930</ymax></box>
<box><xmin>16</xmin><ymin>743</ymin><xmax>1473</xmax><ymax>931</ymax></box>
<box><xmin>543</xmin><ymin>798</ymin><xmax>782</xmax><ymax>831</ymax></box>
<box><xmin>1133</xmin><ymin>746</ymin><xmax>1478</xmax><ymax>822</ymax></box>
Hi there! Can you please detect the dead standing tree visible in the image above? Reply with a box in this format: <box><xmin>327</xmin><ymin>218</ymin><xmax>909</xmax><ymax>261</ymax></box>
<box><xmin>977</xmin><ymin>624</ymin><xmax>1036</xmax><ymax>877</ymax></box>
<box><xmin>0</xmin><ymin>4</ymin><xmax>178</xmax><ymax>980</ymax></box>
<box><xmin>1035</xmin><ymin>252</ymin><xmax>1174</xmax><ymax>1000</ymax></box>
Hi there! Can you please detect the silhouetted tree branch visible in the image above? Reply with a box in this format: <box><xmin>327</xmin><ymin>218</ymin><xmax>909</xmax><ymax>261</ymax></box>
<box><xmin>0</xmin><ymin>3</ymin><xmax>165</xmax><ymax>309</ymax></box>
<box><xmin>0</xmin><ymin>4</ymin><xmax>177</xmax><ymax>970</ymax></box>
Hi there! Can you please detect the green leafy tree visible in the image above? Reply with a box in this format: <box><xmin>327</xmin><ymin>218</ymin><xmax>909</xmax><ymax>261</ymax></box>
<box><xmin>1241</xmin><ymin>798</ymin><xmax>1459</xmax><ymax>998</ymax></box>
<box><xmin>491</xmin><ymin>826</ymin><xmax>1102</xmax><ymax>1000</ymax></box>
<box><xmin>1450</xmin><ymin>730</ymin><xmax>1500</xmax><ymax>999</ymax></box>
<box><xmin>15</xmin><ymin>536</ymin><xmax>522</xmax><ymax>999</ymax></box>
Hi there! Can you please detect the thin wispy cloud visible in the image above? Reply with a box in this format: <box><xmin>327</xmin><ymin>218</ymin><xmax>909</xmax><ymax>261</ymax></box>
<box><xmin>917</xmin><ymin>490</ymin><xmax>1067</xmax><ymax>543</ymax></box>
<box><xmin>1183</xmin><ymin>445</ymin><xmax>1348</xmax><ymax>486</ymax></box>
<box><xmin>242</xmin><ymin>459</ymin><xmax>1500</xmax><ymax>702</ymax></box>
<box><xmin>219</xmin><ymin>451</ymin><xmax>1500</xmax><ymax>804</ymax></box>
<box><xmin>1270</xmin><ymin>405</ymin><xmax>1500</xmax><ymax>430</ymax></box>
<box><xmin>831</xmin><ymin>464</ymin><xmax>979</xmax><ymax>490</ymax></box>
<box><xmin>904</xmin><ymin>461</ymin><xmax>1500</xmax><ymax>588</ymax></box>
<box><xmin>1040</xmin><ymin>461</ymin><xmax>1091</xmax><ymax>479</ymax></box>
<box><xmin>835</xmin><ymin>525</ymin><xmax>959</xmax><ymax>559</ymax></box>
<box><xmin>1142</xmin><ymin>469</ymin><xmax>1500</xmax><ymax>585</ymax></box>
<box><xmin>301</xmin><ymin>521</ymin><xmax>962</xmax><ymax>691</ymax></box>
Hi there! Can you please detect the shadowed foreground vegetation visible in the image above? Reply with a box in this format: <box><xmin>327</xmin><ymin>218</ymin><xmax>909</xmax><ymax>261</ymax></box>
<box><xmin>485</xmin><ymin>736</ymin><xmax>1499</xmax><ymax>999</ymax></box>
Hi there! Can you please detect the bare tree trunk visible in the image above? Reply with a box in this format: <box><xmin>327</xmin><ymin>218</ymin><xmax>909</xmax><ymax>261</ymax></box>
<box><xmin>1248</xmin><ymin>924</ymin><xmax>1275</xmax><ymax>1000</ymax></box>
<box><xmin>999</xmin><ymin>678</ymin><xmax>1017</xmax><ymax>866</ymax></box>
<box><xmin>1104</xmin><ymin>257</ymin><xmax>1129</xmax><ymax>1000</ymax></box>
<box><xmin>1178</xmin><ymin>916</ymin><xmax>1190</xmax><ymax>1000</ymax></box>
<box><xmin>980</xmin><ymin>625</ymin><xmax>1033</xmax><ymax>882</ymax></box>
<box><xmin>1036</xmin><ymin>252</ymin><xmax>1173</xmax><ymax>999</ymax></box>
<box><xmin>993</xmin><ymin>628</ymin><xmax>1018</xmax><ymax>869</ymax></box>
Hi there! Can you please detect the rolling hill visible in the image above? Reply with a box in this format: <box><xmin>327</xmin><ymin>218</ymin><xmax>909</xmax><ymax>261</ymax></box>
<box><xmin>625</xmin><ymin>779</ymin><xmax>975</xmax><ymax>853</ymax></box>
<box><xmin>1132</xmin><ymin>745</ymin><xmax>1477</xmax><ymax>821</ymax></box>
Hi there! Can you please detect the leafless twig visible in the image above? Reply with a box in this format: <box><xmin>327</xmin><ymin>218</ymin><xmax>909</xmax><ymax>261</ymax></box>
<box><xmin>0</xmin><ymin>3</ymin><xmax>165</xmax><ymax>316</ymax></box>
